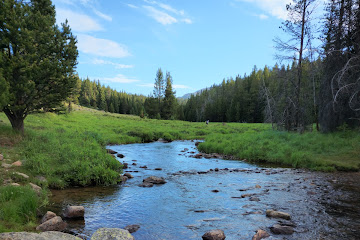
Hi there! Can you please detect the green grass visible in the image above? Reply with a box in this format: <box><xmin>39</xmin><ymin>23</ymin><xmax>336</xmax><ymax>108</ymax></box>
<box><xmin>198</xmin><ymin>128</ymin><xmax>360</xmax><ymax>171</ymax></box>
<box><xmin>0</xmin><ymin>105</ymin><xmax>359</xmax><ymax>232</ymax></box>
<box><xmin>0</xmin><ymin>186</ymin><xmax>44</xmax><ymax>232</ymax></box>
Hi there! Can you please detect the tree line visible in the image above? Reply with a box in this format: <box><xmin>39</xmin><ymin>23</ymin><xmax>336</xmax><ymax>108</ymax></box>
<box><xmin>183</xmin><ymin>0</ymin><xmax>360</xmax><ymax>133</ymax></box>
<box><xmin>71</xmin><ymin>77</ymin><xmax>146</xmax><ymax>117</ymax></box>
<box><xmin>1</xmin><ymin>0</ymin><xmax>359</xmax><ymax>133</ymax></box>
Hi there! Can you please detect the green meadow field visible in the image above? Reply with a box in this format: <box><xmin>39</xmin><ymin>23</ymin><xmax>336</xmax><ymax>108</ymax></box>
<box><xmin>0</xmin><ymin>106</ymin><xmax>359</xmax><ymax>231</ymax></box>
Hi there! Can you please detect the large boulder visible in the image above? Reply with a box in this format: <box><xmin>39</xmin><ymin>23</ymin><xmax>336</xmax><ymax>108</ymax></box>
<box><xmin>63</xmin><ymin>206</ymin><xmax>85</xmax><ymax>219</ymax></box>
<box><xmin>36</xmin><ymin>216</ymin><xmax>67</xmax><ymax>232</ymax></box>
<box><xmin>0</xmin><ymin>232</ymin><xmax>82</xmax><ymax>240</ymax></box>
<box><xmin>202</xmin><ymin>229</ymin><xmax>226</xmax><ymax>240</ymax></box>
<box><xmin>266</xmin><ymin>209</ymin><xmax>291</xmax><ymax>220</ymax></box>
<box><xmin>143</xmin><ymin>176</ymin><xmax>166</xmax><ymax>184</ymax></box>
<box><xmin>91</xmin><ymin>228</ymin><xmax>134</xmax><ymax>240</ymax></box>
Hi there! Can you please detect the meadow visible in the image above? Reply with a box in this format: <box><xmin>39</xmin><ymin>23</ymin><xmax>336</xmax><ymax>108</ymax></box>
<box><xmin>0</xmin><ymin>106</ymin><xmax>359</xmax><ymax>231</ymax></box>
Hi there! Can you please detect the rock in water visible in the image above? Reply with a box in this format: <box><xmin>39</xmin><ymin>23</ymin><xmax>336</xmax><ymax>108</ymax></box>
<box><xmin>36</xmin><ymin>216</ymin><xmax>67</xmax><ymax>232</ymax></box>
<box><xmin>91</xmin><ymin>228</ymin><xmax>135</xmax><ymax>240</ymax></box>
<box><xmin>202</xmin><ymin>229</ymin><xmax>226</xmax><ymax>240</ymax></box>
<box><xmin>63</xmin><ymin>206</ymin><xmax>85</xmax><ymax>219</ymax></box>
<box><xmin>123</xmin><ymin>173</ymin><xmax>133</xmax><ymax>178</ymax></box>
<box><xmin>252</xmin><ymin>229</ymin><xmax>270</xmax><ymax>240</ymax></box>
<box><xmin>270</xmin><ymin>224</ymin><xmax>294</xmax><ymax>235</ymax></box>
<box><xmin>266</xmin><ymin>209</ymin><xmax>291</xmax><ymax>220</ymax></box>
<box><xmin>41</xmin><ymin>211</ymin><xmax>57</xmax><ymax>223</ymax></box>
<box><xmin>107</xmin><ymin>149</ymin><xmax>117</xmax><ymax>154</ymax></box>
<box><xmin>143</xmin><ymin>176</ymin><xmax>166</xmax><ymax>184</ymax></box>
<box><xmin>124</xmin><ymin>224</ymin><xmax>140</xmax><ymax>233</ymax></box>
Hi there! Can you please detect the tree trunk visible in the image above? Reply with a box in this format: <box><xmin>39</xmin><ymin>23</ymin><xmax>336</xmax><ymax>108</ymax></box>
<box><xmin>3</xmin><ymin>108</ymin><xmax>25</xmax><ymax>134</ymax></box>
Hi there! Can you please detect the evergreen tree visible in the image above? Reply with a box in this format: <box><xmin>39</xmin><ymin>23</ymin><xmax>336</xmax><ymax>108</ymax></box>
<box><xmin>320</xmin><ymin>0</ymin><xmax>360</xmax><ymax>132</ymax></box>
<box><xmin>161</xmin><ymin>71</ymin><xmax>177</xmax><ymax>119</ymax></box>
<box><xmin>0</xmin><ymin>0</ymin><xmax>78</xmax><ymax>132</ymax></box>
<box><xmin>153</xmin><ymin>68</ymin><xmax>165</xmax><ymax>111</ymax></box>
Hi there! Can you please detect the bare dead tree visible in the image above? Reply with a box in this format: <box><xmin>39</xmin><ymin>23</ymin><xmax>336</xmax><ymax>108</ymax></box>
<box><xmin>273</xmin><ymin>0</ymin><xmax>318</xmax><ymax>131</ymax></box>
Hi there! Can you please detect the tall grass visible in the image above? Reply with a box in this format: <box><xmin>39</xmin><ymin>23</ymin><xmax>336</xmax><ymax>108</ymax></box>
<box><xmin>0</xmin><ymin>186</ymin><xmax>41</xmax><ymax>232</ymax></box>
<box><xmin>198</xmin><ymin>128</ymin><xmax>360</xmax><ymax>171</ymax></box>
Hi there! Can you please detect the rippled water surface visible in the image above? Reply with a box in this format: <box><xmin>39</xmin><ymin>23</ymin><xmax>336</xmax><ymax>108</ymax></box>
<box><xmin>49</xmin><ymin>141</ymin><xmax>360</xmax><ymax>240</ymax></box>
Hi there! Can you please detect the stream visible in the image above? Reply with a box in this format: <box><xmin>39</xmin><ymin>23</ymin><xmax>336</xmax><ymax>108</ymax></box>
<box><xmin>49</xmin><ymin>140</ymin><xmax>360</xmax><ymax>239</ymax></box>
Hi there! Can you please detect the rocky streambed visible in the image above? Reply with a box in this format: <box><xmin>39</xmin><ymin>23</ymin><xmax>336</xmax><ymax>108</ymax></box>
<box><xmin>48</xmin><ymin>140</ymin><xmax>360</xmax><ymax>240</ymax></box>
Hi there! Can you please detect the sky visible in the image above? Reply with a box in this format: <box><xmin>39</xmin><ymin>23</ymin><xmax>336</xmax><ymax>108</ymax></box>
<box><xmin>52</xmin><ymin>0</ymin><xmax>307</xmax><ymax>97</ymax></box>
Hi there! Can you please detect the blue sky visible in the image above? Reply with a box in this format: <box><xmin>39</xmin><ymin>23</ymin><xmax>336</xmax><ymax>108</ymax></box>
<box><xmin>52</xmin><ymin>0</ymin><xmax>299</xmax><ymax>97</ymax></box>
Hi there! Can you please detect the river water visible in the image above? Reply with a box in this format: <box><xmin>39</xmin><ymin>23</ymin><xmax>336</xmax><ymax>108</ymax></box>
<box><xmin>49</xmin><ymin>140</ymin><xmax>360</xmax><ymax>240</ymax></box>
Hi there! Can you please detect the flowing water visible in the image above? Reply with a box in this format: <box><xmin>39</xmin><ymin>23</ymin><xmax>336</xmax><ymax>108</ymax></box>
<box><xmin>49</xmin><ymin>141</ymin><xmax>360</xmax><ymax>240</ymax></box>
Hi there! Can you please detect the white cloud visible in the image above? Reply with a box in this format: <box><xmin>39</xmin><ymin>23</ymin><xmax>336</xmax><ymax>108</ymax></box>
<box><xmin>92</xmin><ymin>59</ymin><xmax>134</xmax><ymax>69</ymax></box>
<box><xmin>140</xmin><ymin>1</ymin><xmax>192</xmax><ymax>25</ymax></box>
<box><xmin>235</xmin><ymin>0</ymin><xmax>292</xmax><ymax>20</ymax></box>
<box><xmin>181</xmin><ymin>18</ymin><xmax>192</xmax><ymax>24</ymax></box>
<box><xmin>255</xmin><ymin>14</ymin><xmax>269</xmax><ymax>20</ymax></box>
<box><xmin>77</xmin><ymin>34</ymin><xmax>131</xmax><ymax>58</ymax></box>
<box><xmin>99</xmin><ymin>74</ymin><xmax>139</xmax><ymax>83</ymax></box>
<box><xmin>93</xmin><ymin>9</ymin><xmax>112</xmax><ymax>21</ymax></box>
<box><xmin>127</xmin><ymin>4</ymin><xmax>139</xmax><ymax>9</ymax></box>
<box><xmin>143</xmin><ymin>5</ymin><xmax>178</xmax><ymax>25</ymax></box>
<box><xmin>56</xmin><ymin>8</ymin><xmax>103</xmax><ymax>32</ymax></box>
<box><xmin>173</xmin><ymin>84</ymin><xmax>191</xmax><ymax>89</ymax></box>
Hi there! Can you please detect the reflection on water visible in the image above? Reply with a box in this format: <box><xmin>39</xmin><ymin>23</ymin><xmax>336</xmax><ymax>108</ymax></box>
<box><xmin>49</xmin><ymin>141</ymin><xmax>360</xmax><ymax>240</ymax></box>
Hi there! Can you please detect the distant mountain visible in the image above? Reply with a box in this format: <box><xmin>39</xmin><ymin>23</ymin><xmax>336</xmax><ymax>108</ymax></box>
<box><xmin>178</xmin><ymin>88</ymin><xmax>208</xmax><ymax>100</ymax></box>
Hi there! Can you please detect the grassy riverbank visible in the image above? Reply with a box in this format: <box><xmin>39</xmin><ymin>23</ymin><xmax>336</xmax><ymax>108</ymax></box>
<box><xmin>0</xmin><ymin>106</ymin><xmax>359</xmax><ymax>231</ymax></box>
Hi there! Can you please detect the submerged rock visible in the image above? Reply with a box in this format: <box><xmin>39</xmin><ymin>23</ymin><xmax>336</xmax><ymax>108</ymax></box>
<box><xmin>266</xmin><ymin>209</ymin><xmax>291</xmax><ymax>220</ymax></box>
<box><xmin>36</xmin><ymin>216</ymin><xmax>67</xmax><ymax>232</ymax></box>
<box><xmin>270</xmin><ymin>224</ymin><xmax>294</xmax><ymax>235</ymax></box>
<box><xmin>91</xmin><ymin>228</ymin><xmax>134</xmax><ymax>240</ymax></box>
<box><xmin>139</xmin><ymin>182</ymin><xmax>154</xmax><ymax>187</ymax></box>
<box><xmin>0</xmin><ymin>232</ymin><xmax>82</xmax><ymax>240</ymax></box>
<box><xmin>252</xmin><ymin>229</ymin><xmax>270</xmax><ymax>240</ymax></box>
<box><xmin>117</xmin><ymin>153</ymin><xmax>125</xmax><ymax>158</ymax></box>
<box><xmin>119</xmin><ymin>175</ymin><xmax>128</xmax><ymax>183</ymax></box>
<box><xmin>202</xmin><ymin>229</ymin><xmax>226</xmax><ymax>240</ymax></box>
<box><xmin>124</xmin><ymin>224</ymin><xmax>140</xmax><ymax>233</ymax></box>
<box><xmin>63</xmin><ymin>206</ymin><xmax>85</xmax><ymax>219</ymax></box>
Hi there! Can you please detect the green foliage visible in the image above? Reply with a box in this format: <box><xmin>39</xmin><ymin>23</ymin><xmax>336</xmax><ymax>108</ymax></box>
<box><xmin>0</xmin><ymin>0</ymin><xmax>78</xmax><ymax>132</ymax></box>
<box><xmin>0</xmin><ymin>186</ymin><xmax>40</xmax><ymax>231</ymax></box>
<box><xmin>199</xmin><ymin>128</ymin><xmax>360</xmax><ymax>171</ymax></box>
<box><xmin>0</xmin><ymin>71</ymin><xmax>9</xmax><ymax>108</ymax></box>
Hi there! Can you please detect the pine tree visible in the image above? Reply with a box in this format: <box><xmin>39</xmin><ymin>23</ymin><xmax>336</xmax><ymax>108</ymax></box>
<box><xmin>153</xmin><ymin>68</ymin><xmax>165</xmax><ymax>111</ymax></box>
<box><xmin>0</xmin><ymin>0</ymin><xmax>78</xmax><ymax>132</ymax></box>
<box><xmin>161</xmin><ymin>71</ymin><xmax>177</xmax><ymax>119</ymax></box>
